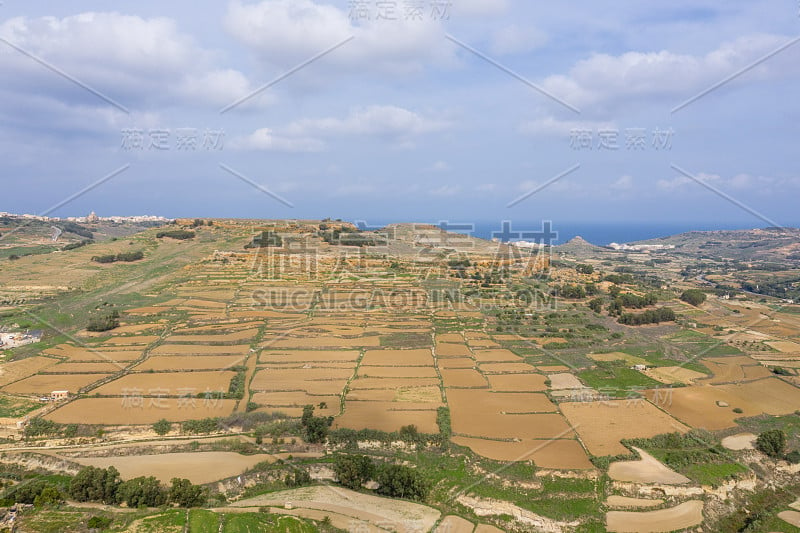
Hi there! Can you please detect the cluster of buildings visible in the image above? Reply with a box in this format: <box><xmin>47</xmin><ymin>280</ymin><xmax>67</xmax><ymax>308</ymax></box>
<box><xmin>0</xmin><ymin>211</ymin><xmax>171</xmax><ymax>224</ymax></box>
<box><xmin>607</xmin><ymin>242</ymin><xmax>675</xmax><ymax>252</ymax></box>
<box><xmin>0</xmin><ymin>330</ymin><xmax>42</xmax><ymax>349</ymax></box>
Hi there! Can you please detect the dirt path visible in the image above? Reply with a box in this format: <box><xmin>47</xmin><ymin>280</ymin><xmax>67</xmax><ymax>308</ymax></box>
<box><xmin>235</xmin><ymin>348</ymin><xmax>259</xmax><ymax>413</ymax></box>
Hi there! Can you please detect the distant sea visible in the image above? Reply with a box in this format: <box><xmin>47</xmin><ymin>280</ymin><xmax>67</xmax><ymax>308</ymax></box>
<box><xmin>355</xmin><ymin>220</ymin><xmax>788</xmax><ymax>247</ymax></box>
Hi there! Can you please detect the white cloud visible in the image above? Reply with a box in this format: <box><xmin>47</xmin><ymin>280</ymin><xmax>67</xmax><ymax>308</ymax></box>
<box><xmin>519</xmin><ymin>116</ymin><xmax>616</xmax><ymax>136</ymax></box>
<box><xmin>540</xmin><ymin>33</ymin><xmax>798</xmax><ymax>111</ymax></box>
<box><xmin>490</xmin><ymin>24</ymin><xmax>548</xmax><ymax>55</ymax></box>
<box><xmin>429</xmin><ymin>185</ymin><xmax>461</xmax><ymax>196</ymax></box>
<box><xmin>178</xmin><ymin>69</ymin><xmax>274</xmax><ymax>108</ymax></box>
<box><xmin>224</xmin><ymin>0</ymin><xmax>456</xmax><ymax>77</ymax></box>
<box><xmin>285</xmin><ymin>105</ymin><xmax>450</xmax><ymax>139</ymax></box>
<box><xmin>229</xmin><ymin>128</ymin><xmax>324</xmax><ymax>152</ymax></box>
<box><xmin>611</xmin><ymin>175</ymin><xmax>634</xmax><ymax>191</ymax></box>
<box><xmin>454</xmin><ymin>0</ymin><xmax>509</xmax><ymax>16</ymax></box>
<box><xmin>426</xmin><ymin>160</ymin><xmax>451</xmax><ymax>172</ymax></box>
<box><xmin>0</xmin><ymin>12</ymin><xmax>260</xmax><ymax>111</ymax></box>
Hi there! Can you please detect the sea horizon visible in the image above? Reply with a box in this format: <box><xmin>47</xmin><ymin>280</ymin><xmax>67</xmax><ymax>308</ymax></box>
<box><xmin>352</xmin><ymin>220</ymin><xmax>796</xmax><ymax>247</ymax></box>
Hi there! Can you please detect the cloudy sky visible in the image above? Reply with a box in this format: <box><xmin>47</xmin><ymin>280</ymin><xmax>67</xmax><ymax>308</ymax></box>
<box><xmin>1</xmin><ymin>1</ymin><xmax>799</xmax><ymax>227</ymax></box>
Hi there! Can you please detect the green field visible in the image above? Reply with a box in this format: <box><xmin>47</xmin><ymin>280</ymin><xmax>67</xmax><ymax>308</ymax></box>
<box><xmin>0</xmin><ymin>393</ymin><xmax>41</xmax><ymax>417</ymax></box>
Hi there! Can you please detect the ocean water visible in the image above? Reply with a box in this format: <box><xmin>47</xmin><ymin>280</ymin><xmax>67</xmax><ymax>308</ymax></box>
<box><xmin>353</xmin><ymin>219</ymin><xmax>782</xmax><ymax>246</ymax></box>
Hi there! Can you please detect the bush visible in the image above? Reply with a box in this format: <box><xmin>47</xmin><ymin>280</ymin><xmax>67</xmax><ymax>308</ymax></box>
<box><xmin>62</xmin><ymin>239</ymin><xmax>92</xmax><ymax>251</ymax></box>
<box><xmin>168</xmin><ymin>478</ymin><xmax>206</xmax><ymax>507</ymax></box>
<box><xmin>152</xmin><ymin>419</ymin><xmax>171</xmax><ymax>436</ymax></box>
<box><xmin>301</xmin><ymin>405</ymin><xmax>332</xmax><ymax>444</ymax></box>
<box><xmin>618</xmin><ymin>307</ymin><xmax>676</xmax><ymax>325</ymax></box>
<box><xmin>4</xmin><ymin>479</ymin><xmax>63</xmax><ymax>505</ymax></box>
<box><xmin>680</xmin><ymin>289</ymin><xmax>707</xmax><ymax>306</ymax></box>
<box><xmin>182</xmin><ymin>418</ymin><xmax>220</xmax><ymax>434</ymax></box>
<box><xmin>375</xmin><ymin>464</ymin><xmax>429</xmax><ymax>501</ymax></box>
<box><xmin>156</xmin><ymin>229</ymin><xmax>195</xmax><ymax>240</ymax></box>
<box><xmin>86</xmin><ymin>311</ymin><xmax>120</xmax><ymax>332</ymax></box>
<box><xmin>23</xmin><ymin>417</ymin><xmax>62</xmax><ymax>438</ymax></box>
<box><xmin>88</xmin><ymin>516</ymin><xmax>113</xmax><ymax>529</ymax></box>
<box><xmin>69</xmin><ymin>466</ymin><xmax>121</xmax><ymax>504</ymax></box>
<box><xmin>116</xmin><ymin>476</ymin><xmax>166</xmax><ymax>507</ymax></box>
<box><xmin>333</xmin><ymin>454</ymin><xmax>375</xmax><ymax>489</ymax></box>
<box><xmin>756</xmin><ymin>429</ymin><xmax>787</xmax><ymax>458</ymax></box>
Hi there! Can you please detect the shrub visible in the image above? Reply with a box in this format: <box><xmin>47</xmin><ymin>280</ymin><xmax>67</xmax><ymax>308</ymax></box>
<box><xmin>88</xmin><ymin>516</ymin><xmax>113</xmax><ymax>529</ymax></box>
<box><xmin>680</xmin><ymin>289</ymin><xmax>707</xmax><ymax>306</ymax></box>
<box><xmin>156</xmin><ymin>229</ymin><xmax>195</xmax><ymax>240</ymax></box>
<box><xmin>152</xmin><ymin>419</ymin><xmax>171</xmax><ymax>436</ymax></box>
<box><xmin>333</xmin><ymin>454</ymin><xmax>375</xmax><ymax>490</ymax></box>
<box><xmin>375</xmin><ymin>464</ymin><xmax>429</xmax><ymax>501</ymax></box>
<box><xmin>86</xmin><ymin>311</ymin><xmax>120</xmax><ymax>332</ymax></box>
<box><xmin>168</xmin><ymin>478</ymin><xmax>206</xmax><ymax>507</ymax></box>
<box><xmin>116</xmin><ymin>476</ymin><xmax>166</xmax><ymax>507</ymax></box>
<box><xmin>756</xmin><ymin>429</ymin><xmax>787</xmax><ymax>458</ymax></box>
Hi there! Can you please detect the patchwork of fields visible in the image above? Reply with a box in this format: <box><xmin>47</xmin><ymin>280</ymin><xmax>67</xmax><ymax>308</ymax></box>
<box><xmin>2</xmin><ymin>237</ymin><xmax>799</xmax><ymax>476</ymax></box>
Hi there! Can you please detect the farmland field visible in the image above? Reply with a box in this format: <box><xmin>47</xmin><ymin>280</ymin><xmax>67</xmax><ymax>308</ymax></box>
<box><xmin>4</xmin><ymin>219</ymin><xmax>800</xmax><ymax>532</ymax></box>
<box><xmin>561</xmin><ymin>401</ymin><xmax>690</xmax><ymax>456</ymax></box>
<box><xmin>68</xmin><ymin>451</ymin><xmax>275</xmax><ymax>484</ymax></box>
<box><xmin>0</xmin><ymin>356</ymin><xmax>59</xmax><ymax>386</ymax></box>
<box><xmin>45</xmin><ymin>397</ymin><xmax>237</xmax><ymax>424</ymax></box>
<box><xmin>3</xmin><ymin>372</ymin><xmax>110</xmax><ymax>394</ymax></box>
<box><xmin>92</xmin><ymin>371</ymin><xmax>236</xmax><ymax>395</ymax></box>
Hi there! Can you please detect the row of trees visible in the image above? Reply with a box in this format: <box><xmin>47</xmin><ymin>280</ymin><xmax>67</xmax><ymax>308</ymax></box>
<box><xmin>332</xmin><ymin>454</ymin><xmax>429</xmax><ymax>501</ymax></box>
<box><xmin>616</xmin><ymin>292</ymin><xmax>658</xmax><ymax>308</ymax></box>
<box><xmin>2</xmin><ymin>467</ymin><xmax>205</xmax><ymax>509</ymax></box>
<box><xmin>617</xmin><ymin>307</ymin><xmax>676</xmax><ymax>325</ymax></box>
<box><xmin>70</xmin><ymin>466</ymin><xmax>205</xmax><ymax>507</ymax></box>
<box><xmin>156</xmin><ymin>229</ymin><xmax>195</xmax><ymax>240</ymax></box>
<box><xmin>91</xmin><ymin>250</ymin><xmax>144</xmax><ymax>263</ymax></box>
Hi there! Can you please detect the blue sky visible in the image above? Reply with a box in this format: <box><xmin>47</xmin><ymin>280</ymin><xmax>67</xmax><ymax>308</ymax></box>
<box><xmin>1</xmin><ymin>0</ymin><xmax>799</xmax><ymax>227</ymax></box>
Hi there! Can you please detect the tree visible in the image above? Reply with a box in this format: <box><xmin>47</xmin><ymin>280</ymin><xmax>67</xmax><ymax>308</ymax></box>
<box><xmin>168</xmin><ymin>478</ymin><xmax>206</xmax><ymax>507</ymax></box>
<box><xmin>69</xmin><ymin>466</ymin><xmax>121</xmax><ymax>504</ymax></box>
<box><xmin>301</xmin><ymin>404</ymin><xmax>332</xmax><ymax>444</ymax></box>
<box><xmin>284</xmin><ymin>468</ymin><xmax>312</xmax><ymax>487</ymax></box>
<box><xmin>333</xmin><ymin>455</ymin><xmax>375</xmax><ymax>490</ymax></box>
<box><xmin>755</xmin><ymin>429</ymin><xmax>787</xmax><ymax>458</ymax></box>
<box><xmin>375</xmin><ymin>464</ymin><xmax>429</xmax><ymax>501</ymax></box>
<box><xmin>304</xmin><ymin>416</ymin><xmax>330</xmax><ymax>443</ymax></box>
<box><xmin>86</xmin><ymin>311</ymin><xmax>120</xmax><ymax>332</ymax></box>
<box><xmin>399</xmin><ymin>424</ymin><xmax>419</xmax><ymax>440</ymax></box>
<box><xmin>588</xmin><ymin>298</ymin><xmax>604</xmax><ymax>313</ymax></box>
<box><xmin>576</xmin><ymin>264</ymin><xmax>594</xmax><ymax>275</ymax></box>
<box><xmin>33</xmin><ymin>486</ymin><xmax>63</xmax><ymax>507</ymax></box>
<box><xmin>680</xmin><ymin>289</ymin><xmax>707</xmax><ymax>307</ymax></box>
<box><xmin>152</xmin><ymin>419</ymin><xmax>171</xmax><ymax>436</ymax></box>
<box><xmin>117</xmin><ymin>476</ymin><xmax>166</xmax><ymax>508</ymax></box>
